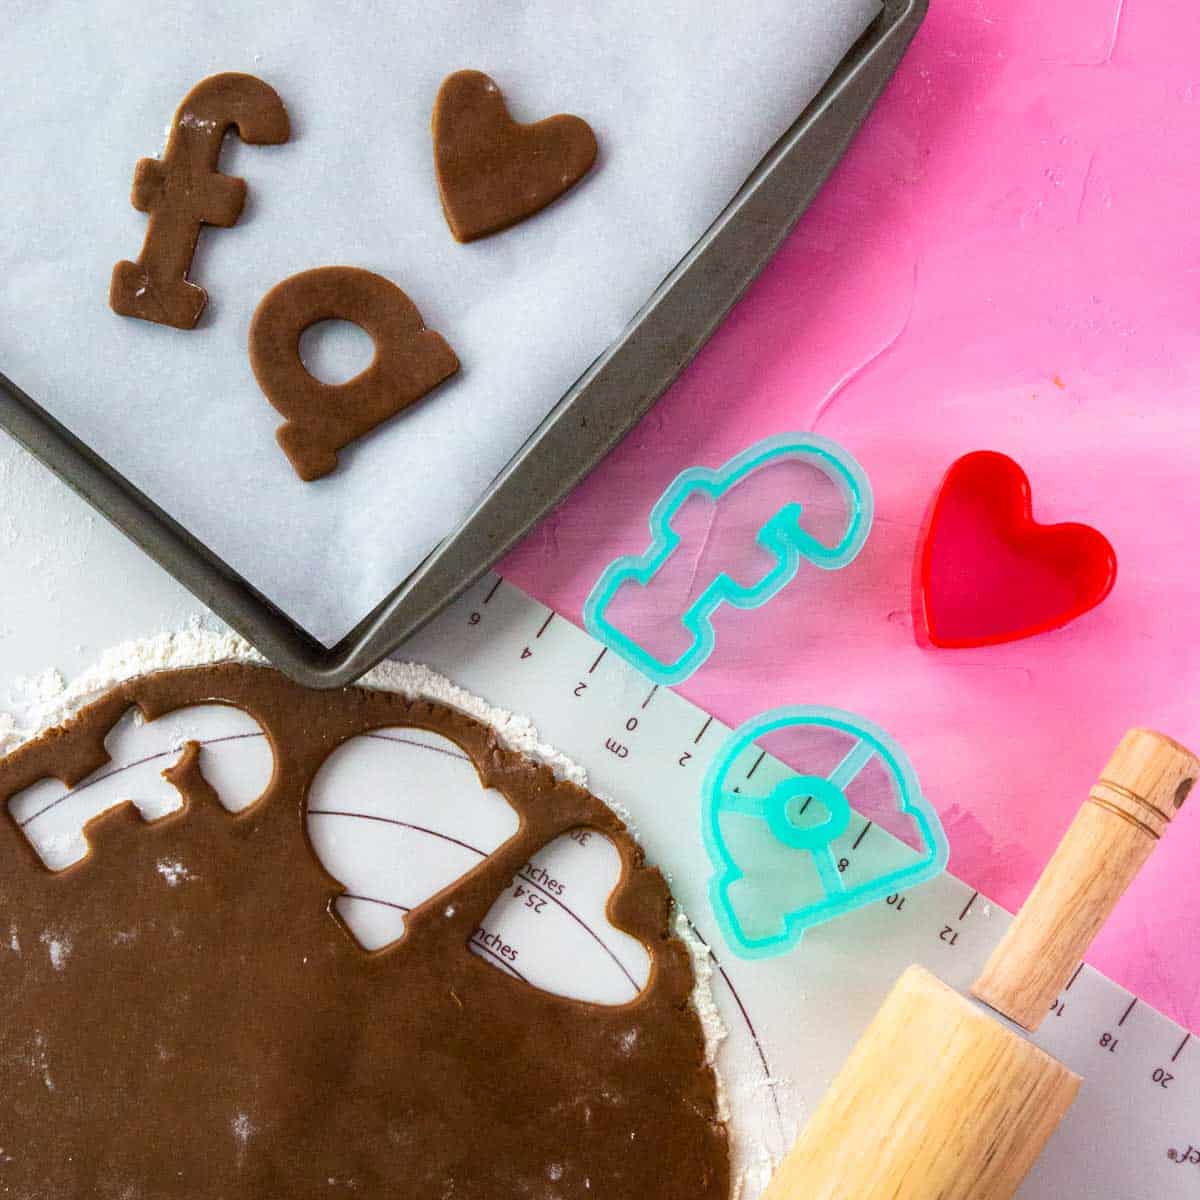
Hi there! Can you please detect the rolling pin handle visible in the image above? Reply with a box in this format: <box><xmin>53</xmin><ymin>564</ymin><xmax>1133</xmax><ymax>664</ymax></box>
<box><xmin>972</xmin><ymin>728</ymin><xmax>1199</xmax><ymax>1032</ymax></box>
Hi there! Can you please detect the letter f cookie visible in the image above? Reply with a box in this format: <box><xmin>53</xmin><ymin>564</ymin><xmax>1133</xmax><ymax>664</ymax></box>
<box><xmin>111</xmin><ymin>72</ymin><xmax>290</xmax><ymax>330</ymax></box>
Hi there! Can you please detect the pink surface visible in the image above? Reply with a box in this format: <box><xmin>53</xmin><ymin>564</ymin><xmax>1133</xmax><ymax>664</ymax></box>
<box><xmin>503</xmin><ymin>0</ymin><xmax>1200</xmax><ymax>1030</ymax></box>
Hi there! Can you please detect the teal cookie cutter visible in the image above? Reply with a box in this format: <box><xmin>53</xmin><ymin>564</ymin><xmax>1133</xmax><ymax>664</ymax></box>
<box><xmin>582</xmin><ymin>434</ymin><xmax>873</xmax><ymax>686</ymax></box>
<box><xmin>702</xmin><ymin>706</ymin><xmax>948</xmax><ymax>959</ymax></box>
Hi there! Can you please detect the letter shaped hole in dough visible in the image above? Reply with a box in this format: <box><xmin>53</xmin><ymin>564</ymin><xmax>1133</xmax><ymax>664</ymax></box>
<box><xmin>305</xmin><ymin>727</ymin><xmax>519</xmax><ymax>950</ymax></box>
<box><xmin>305</xmin><ymin>730</ymin><xmax>651</xmax><ymax>1007</ymax></box>
<box><xmin>9</xmin><ymin>703</ymin><xmax>274</xmax><ymax>872</ymax></box>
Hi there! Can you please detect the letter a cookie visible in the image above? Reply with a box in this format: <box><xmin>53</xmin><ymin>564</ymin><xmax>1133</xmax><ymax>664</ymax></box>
<box><xmin>248</xmin><ymin>267</ymin><xmax>460</xmax><ymax>482</ymax></box>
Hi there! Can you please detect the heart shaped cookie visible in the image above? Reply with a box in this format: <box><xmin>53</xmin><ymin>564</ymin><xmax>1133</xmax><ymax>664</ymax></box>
<box><xmin>433</xmin><ymin>70</ymin><xmax>598</xmax><ymax>242</ymax></box>
<box><xmin>915</xmin><ymin>451</ymin><xmax>1117</xmax><ymax>648</ymax></box>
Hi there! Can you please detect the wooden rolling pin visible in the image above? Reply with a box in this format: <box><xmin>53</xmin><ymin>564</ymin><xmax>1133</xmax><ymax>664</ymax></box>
<box><xmin>763</xmin><ymin>727</ymin><xmax>1198</xmax><ymax>1200</ymax></box>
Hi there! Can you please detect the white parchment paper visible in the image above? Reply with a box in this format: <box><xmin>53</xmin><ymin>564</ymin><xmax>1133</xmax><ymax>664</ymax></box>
<box><xmin>1</xmin><ymin>0</ymin><xmax>878</xmax><ymax>644</ymax></box>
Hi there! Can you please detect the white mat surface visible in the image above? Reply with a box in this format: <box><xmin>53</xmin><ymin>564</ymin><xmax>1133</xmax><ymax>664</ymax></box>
<box><xmin>7</xmin><ymin>576</ymin><xmax>1199</xmax><ymax>1198</ymax></box>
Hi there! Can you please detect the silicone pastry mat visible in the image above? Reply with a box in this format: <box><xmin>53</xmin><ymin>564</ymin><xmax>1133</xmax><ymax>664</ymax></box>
<box><xmin>403</xmin><ymin>575</ymin><xmax>1199</xmax><ymax>1198</ymax></box>
<box><xmin>20</xmin><ymin>573</ymin><xmax>1197</xmax><ymax>1196</ymax></box>
<box><xmin>0</xmin><ymin>0</ymin><xmax>877</xmax><ymax>647</ymax></box>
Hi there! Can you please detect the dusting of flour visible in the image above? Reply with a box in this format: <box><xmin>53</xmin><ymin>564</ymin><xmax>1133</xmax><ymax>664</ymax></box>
<box><xmin>0</xmin><ymin>621</ymin><xmax>585</xmax><ymax>790</ymax></box>
<box><xmin>0</xmin><ymin>620</ymin><xmax>731</xmax><ymax>1121</ymax></box>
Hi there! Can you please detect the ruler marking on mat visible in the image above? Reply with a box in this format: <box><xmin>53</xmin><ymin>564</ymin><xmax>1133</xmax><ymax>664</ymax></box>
<box><xmin>406</xmin><ymin>573</ymin><xmax>1199</xmax><ymax>1199</ymax></box>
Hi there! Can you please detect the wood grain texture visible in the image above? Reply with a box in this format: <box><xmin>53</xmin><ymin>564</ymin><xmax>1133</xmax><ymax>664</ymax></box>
<box><xmin>763</xmin><ymin>966</ymin><xmax>1079</xmax><ymax>1200</ymax></box>
<box><xmin>973</xmin><ymin>728</ymin><xmax>1199</xmax><ymax>1031</ymax></box>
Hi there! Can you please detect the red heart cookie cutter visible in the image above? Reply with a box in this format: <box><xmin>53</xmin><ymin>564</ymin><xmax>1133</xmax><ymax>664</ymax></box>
<box><xmin>915</xmin><ymin>451</ymin><xmax>1117</xmax><ymax>649</ymax></box>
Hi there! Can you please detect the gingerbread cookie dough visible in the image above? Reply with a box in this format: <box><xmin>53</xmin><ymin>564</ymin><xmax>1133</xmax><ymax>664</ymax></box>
<box><xmin>110</xmin><ymin>72</ymin><xmax>290</xmax><ymax>330</ymax></box>
<box><xmin>433</xmin><ymin>70</ymin><xmax>598</xmax><ymax>242</ymax></box>
<box><xmin>0</xmin><ymin>664</ymin><xmax>729</xmax><ymax>1199</ymax></box>
<box><xmin>248</xmin><ymin>266</ymin><xmax>460</xmax><ymax>481</ymax></box>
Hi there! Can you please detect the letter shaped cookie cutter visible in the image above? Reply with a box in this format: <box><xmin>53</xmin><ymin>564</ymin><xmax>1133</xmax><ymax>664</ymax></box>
<box><xmin>582</xmin><ymin>434</ymin><xmax>874</xmax><ymax>686</ymax></box>
<box><xmin>702</xmin><ymin>707</ymin><xmax>948</xmax><ymax>958</ymax></box>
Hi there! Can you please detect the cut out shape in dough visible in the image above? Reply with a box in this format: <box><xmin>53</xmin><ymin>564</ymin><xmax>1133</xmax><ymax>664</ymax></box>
<box><xmin>0</xmin><ymin>664</ymin><xmax>729</xmax><ymax>1199</ymax></box>
<box><xmin>9</xmin><ymin>702</ymin><xmax>272</xmax><ymax>871</ymax></box>
<box><xmin>110</xmin><ymin>72</ymin><xmax>290</xmax><ymax>329</ymax></box>
<box><xmin>433</xmin><ymin>70</ymin><xmax>598</xmax><ymax>242</ymax></box>
<box><xmin>306</xmin><ymin>726</ymin><xmax>519</xmax><ymax>951</ymax></box>
<box><xmin>249</xmin><ymin>266</ymin><xmax>460</xmax><ymax>481</ymax></box>
<box><xmin>476</xmin><ymin>827</ymin><xmax>652</xmax><ymax>1006</ymax></box>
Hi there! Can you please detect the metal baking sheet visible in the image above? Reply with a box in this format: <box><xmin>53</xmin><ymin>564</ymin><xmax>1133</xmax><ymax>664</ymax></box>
<box><xmin>0</xmin><ymin>0</ymin><xmax>925</xmax><ymax>688</ymax></box>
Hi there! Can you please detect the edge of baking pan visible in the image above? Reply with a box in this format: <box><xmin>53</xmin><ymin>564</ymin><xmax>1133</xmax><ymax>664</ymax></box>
<box><xmin>0</xmin><ymin>0</ymin><xmax>926</xmax><ymax>689</ymax></box>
